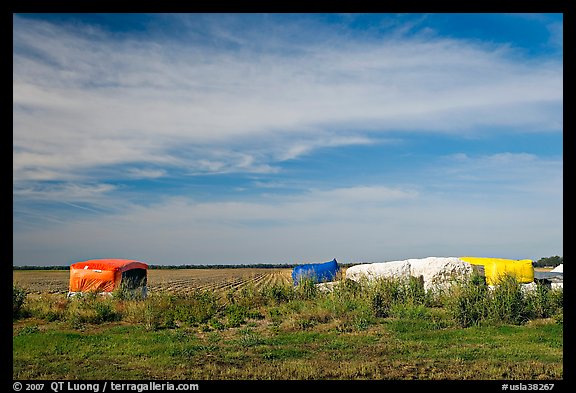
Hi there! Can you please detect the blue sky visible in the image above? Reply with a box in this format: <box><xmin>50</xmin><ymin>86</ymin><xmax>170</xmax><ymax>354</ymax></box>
<box><xmin>13</xmin><ymin>13</ymin><xmax>563</xmax><ymax>266</ymax></box>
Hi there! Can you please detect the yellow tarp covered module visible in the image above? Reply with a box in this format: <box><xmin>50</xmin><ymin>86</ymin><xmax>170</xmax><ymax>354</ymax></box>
<box><xmin>459</xmin><ymin>257</ymin><xmax>534</xmax><ymax>285</ymax></box>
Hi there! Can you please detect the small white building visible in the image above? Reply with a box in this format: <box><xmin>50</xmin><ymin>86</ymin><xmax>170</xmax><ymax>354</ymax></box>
<box><xmin>550</xmin><ymin>264</ymin><xmax>563</xmax><ymax>273</ymax></box>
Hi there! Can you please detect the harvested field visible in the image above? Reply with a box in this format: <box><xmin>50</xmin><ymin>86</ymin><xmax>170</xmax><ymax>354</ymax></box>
<box><xmin>13</xmin><ymin>266</ymin><xmax>563</xmax><ymax>381</ymax></box>
<box><xmin>14</xmin><ymin>266</ymin><xmax>549</xmax><ymax>295</ymax></box>
<box><xmin>148</xmin><ymin>268</ymin><xmax>292</xmax><ymax>294</ymax></box>
<box><xmin>13</xmin><ymin>270</ymin><xmax>69</xmax><ymax>294</ymax></box>
<box><xmin>13</xmin><ymin>268</ymin><xmax>293</xmax><ymax>295</ymax></box>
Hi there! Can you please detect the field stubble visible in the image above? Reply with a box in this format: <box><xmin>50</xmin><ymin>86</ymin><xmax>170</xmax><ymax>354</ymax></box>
<box><xmin>13</xmin><ymin>268</ymin><xmax>293</xmax><ymax>295</ymax></box>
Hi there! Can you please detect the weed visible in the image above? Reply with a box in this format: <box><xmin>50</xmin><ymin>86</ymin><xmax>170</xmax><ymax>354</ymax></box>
<box><xmin>225</xmin><ymin>304</ymin><xmax>250</xmax><ymax>328</ymax></box>
<box><xmin>487</xmin><ymin>274</ymin><xmax>527</xmax><ymax>325</ymax></box>
<box><xmin>17</xmin><ymin>325</ymin><xmax>40</xmax><ymax>335</ymax></box>
<box><xmin>525</xmin><ymin>282</ymin><xmax>552</xmax><ymax>319</ymax></box>
<box><xmin>209</xmin><ymin>318</ymin><xmax>225</xmax><ymax>331</ymax></box>
<box><xmin>267</xmin><ymin>307</ymin><xmax>284</xmax><ymax>326</ymax></box>
<box><xmin>389</xmin><ymin>303</ymin><xmax>431</xmax><ymax>320</ymax></box>
<box><xmin>13</xmin><ymin>285</ymin><xmax>27</xmax><ymax>317</ymax></box>
<box><xmin>404</xmin><ymin>275</ymin><xmax>427</xmax><ymax>305</ymax></box>
<box><xmin>553</xmin><ymin>311</ymin><xmax>563</xmax><ymax>325</ymax></box>
<box><xmin>238</xmin><ymin>328</ymin><xmax>264</xmax><ymax>347</ymax></box>
<box><xmin>370</xmin><ymin>291</ymin><xmax>390</xmax><ymax>317</ymax></box>
<box><xmin>446</xmin><ymin>272</ymin><xmax>489</xmax><ymax>328</ymax></box>
<box><xmin>92</xmin><ymin>301</ymin><xmax>120</xmax><ymax>323</ymax></box>
<box><xmin>262</xmin><ymin>283</ymin><xmax>293</xmax><ymax>304</ymax></box>
<box><xmin>173</xmin><ymin>290</ymin><xmax>219</xmax><ymax>325</ymax></box>
<box><xmin>294</xmin><ymin>278</ymin><xmax>319</xmax><ymax>300</ymax></box>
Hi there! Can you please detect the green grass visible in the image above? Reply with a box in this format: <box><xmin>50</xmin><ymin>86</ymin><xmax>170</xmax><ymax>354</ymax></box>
<box><xmin>13</xmin><ymin>319</ymin><xmax>562</xmax><ymax>380</ymax></box>
<box><xmin>13</xmin><ymin>276</ymin><xmax>563</xmax><ymax>380</ymax></box>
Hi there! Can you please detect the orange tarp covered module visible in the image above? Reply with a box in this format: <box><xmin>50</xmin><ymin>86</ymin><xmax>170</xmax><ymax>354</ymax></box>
<box><xmin>69</xmin><ymin>259</ymin><xmax>148</xmax><ymax>294</ymax></box>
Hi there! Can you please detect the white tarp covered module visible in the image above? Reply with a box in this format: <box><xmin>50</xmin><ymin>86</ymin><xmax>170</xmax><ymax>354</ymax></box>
<box><xmin>410</xmin><ymin>257</ymin><xmax>475</xmax><ymax>292</ymax></box>
<box><xmin>345</xmin><ymin>259</ymin><xmax>411</xmax><ymax>282</ymax></box>
<box><xmin>345</xmin><ymin>256</ymin><xmax>474</xmax><ymax>292</ymax></box>
<box><xmin>550</xmin><ymin>264</ymin><xmax>563</xmax><ymax>273</ymax></box>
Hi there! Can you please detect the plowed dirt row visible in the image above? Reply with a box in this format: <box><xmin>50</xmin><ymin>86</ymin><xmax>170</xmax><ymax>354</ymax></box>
<box><xmin>13</xmin><ymin>268</ymin><xmax>293</xmax><ymax>295</ymax></box>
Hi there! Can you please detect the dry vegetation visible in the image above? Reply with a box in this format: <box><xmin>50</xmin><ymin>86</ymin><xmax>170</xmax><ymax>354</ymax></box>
<box><xmin>13</xmin><ymin>267</ymin><xmax>563</xmax><ymax>380</ymax></box>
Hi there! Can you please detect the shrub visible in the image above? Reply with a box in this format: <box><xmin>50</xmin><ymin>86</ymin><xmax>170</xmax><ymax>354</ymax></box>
<box><xmin>143</xmin><ymin>301</ymin><xmax>162</xmax><ymax>331</ymax></box>
<box><xmin>120</xmin><ymin>299</ymin><xmax>146</xmax><ymax>324</ymax></box>
<box><xmin>224</xmin><ymin>303</ymin><xmax>262</xmax><ymax>328</ymax></box>
<box><xmin>17</xmin><ymin>325</ymin><xmax>40</xmax><ymax>335</ymax></box>
<box><xmin>370</xmin><ymin>291</ymin><xmax>390</xmax><ymax>318</ymax></box>
<box><xmin>294</xmin><ymin>278</ymin><xmax>319</xmax><ymax>300</ymax></box>
<box><xmin>262</xmin><ymin>283</ymin><xmax>294</xmax><ymax>304</ymax></box>
<box><xmin>267</xmin><ymin>307</ymin><xmax>284</xmax><ymax>326</ymax></box>
<box><xmin>174</xmin><ymin>290</ymin><xmax>220</xmax><ymax>325</ymax></box>
<box><xmin>333</xmin><ymin>278</ymin><xmax>363</xmax><ymax>299</ymax></box>
<box><xmin>403</xmin><ymin>275</ymin><xmax>427</xmax><ymax>305</ymax></box>
<box><xmin>230</xmin><ymin>284</ymin><xmax>261</xmax><ymax>308</ymax></box>
<box><xmin>238</xmin><ymin>328</ymin><xmax>264</xmax><ymax>347</ymax></box>
<box><xmin>446</xmin><ymin>272</ymin><xmax>489</xmax><ymax>328</ymax></box>
<box><xmin>209</xmin><ymin>318</ymin><xmax>225</xmax><ymax>331</ymax></box>
<box><xmin>24</xmin><ymin>295</ymin><xmax>68</xmax><ymax>322</ymax></box>
<box><xmin>389</xmin><ymin>303</ymin><xmax>431</xmax><ymax>320</ymax></box>
<box><xmin>548</xmin><ymin>288</ymin><xmax>563</xmax><ymax>313</ymax></box>
<box><xmin>364</xmin><ymin>277</ymin><xmax>401</xmax><ymax>318</ymax></box>
<box><xmin>13</xmin><ymin>285</ymin><xmax>27</xmax><ymax>317</ymax></box>
<box><xmin>371</xmin><ymin>277</ymin><xmax>404</xmax><ymax>303</ymax></box>
<box><xmin>525</xmin><ymin>284</ymin><xmax>563</xmax><ymax>321</ymax></box>
<box><xmin>125</xmin><ymin>293</ymin><xmax>178</xmax><ymax>331</ymax></box>
<box><xmin>66</xmin><ymin>295</ymin><xmax>120</xmax><ymax>326</ymax></box>
<box><xmin>525</xmin><ymin>282</ymin><xmax>552</xmax><ymax>319</ymax></box>
<box><xmin>92</xmin><ymin>300</ymin><xmax>120</xmax><ymax>323</ymax></box>
<box><xmin>362</xmin><ymin>276</ymin><xmax>428</xmax><ymax>318</ymax></box>
<box><xmin>487</xmin><ymin>274</ymin><xmax>527</xmax><ymax>325</ymax></box>
<box><xmin>352</xmin><ymin>314</ymin><xmax>371</xmax><ymax>331</ymax></box>
<box><xmin>553</xmin><ymin>311</ymin><xmax>563</xmax><ymax>325</ymax></box>
<box><xmin>225</xmin><ymin>304</ymin><xmax>247</xmax><ymax>328</ymax></box>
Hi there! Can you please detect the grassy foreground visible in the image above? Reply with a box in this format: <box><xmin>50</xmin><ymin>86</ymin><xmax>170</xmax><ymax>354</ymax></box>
<box><xmin>13</xmin><ymin>275</ymin><xmax>563</xmax><ymax>380</ymax></box>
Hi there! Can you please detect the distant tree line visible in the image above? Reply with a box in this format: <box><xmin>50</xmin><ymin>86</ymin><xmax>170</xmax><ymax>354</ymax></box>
<box><xmin>12</xmin><ymin>264</ymin><xmax>297</xmax><ymax>270</ymax></box>
<box><xmin>13</xmin><ymin>265</ymin><xmax>69</xmax><ymax>270</ymax></box>
<box><xmin>13</xmin><ymin>262</ymin><xmax>358</xmax><ymax>270</ymax></box>
<box><xmin>148</xmin><ymin>263</ymin><xmax>296</xmax><ymax>269</ymax></box>
<box><xmin>13</xmin><ymin>257</ymin><xmax>561</xmax><ymax>270</ymax></box>
<box><xmin>532</xmin><ymin>256</ymin><xmax>562</xmax><ymax>268</ymax></box>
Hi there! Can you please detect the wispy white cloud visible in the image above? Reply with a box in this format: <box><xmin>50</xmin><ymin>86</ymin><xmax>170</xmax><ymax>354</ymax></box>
<box><xmin>12</xmin><ymin>181</ymin><xmax>561</xmax><ymax>265</ymax></box>
<box><xmin>13</xmin><ymin>14</ymin><xmax>562</xmax><ymax>186</ymax></box>
<box><xmin>278</xmin><ymin>135</ymin><xmax>376</xmax><ymax>161</ymax></box>
<box><xmin>126</xmin><ymin>168</ymin><xmax>166</xmax><ymax>179</ymax></box>
<box><xmin>189</xmin><ymin>151</ymin><xmax>279</xmax><ymax>175</ymax></box>
<box><xmin>14</xmin><ymin>182</ymin><xmax>117</xmax><ymax>201</ymax></box>
<box><xmin>13</xmin><ymin>182</ymin><xmax>120</xmax><ymax>228</ymax></box>
<box><xmin>12</xmin><ymin>14</ymin><xmax>563</xmax><ymax>265</ymax></box>
<box><xmin>435</xmin><ymin>153</ymin><xmax>563</xmax><ymax>196</ymax></box>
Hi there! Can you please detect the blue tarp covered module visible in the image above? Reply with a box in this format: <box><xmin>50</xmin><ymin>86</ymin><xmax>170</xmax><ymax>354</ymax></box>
<box><xmin>292</xmin><ymin>258</ymin><xmax>340</xmax><ymax>285</ymax></box>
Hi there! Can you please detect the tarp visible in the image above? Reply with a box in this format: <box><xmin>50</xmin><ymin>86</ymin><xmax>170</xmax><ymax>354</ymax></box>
<box><xmin>550</xmin><ymin>264</ymin><xmax>563</xmax><ymax>273</ymax></box>
<box><xmin>409</xmin><ymin>257</ymin><xmax>474</xmax><ymax>292</ymax></box>
<box><xmin>69</xmin><ymin>258</ymin><xmax>148</xmax><ymax>294</ymax></box>
<box><xmin>459</xmin><ymin>257</ymin><xmax>534</xmax><ymax>285</ymax></box>
<box><xmin>345</xmin><ymin>259</ymin><xmax>411</xmax><ymax>282</ymax></box>
<box><xmin>292</xmin><ymin>258</ymin><xmax>340</xmax><ymax>285</ymax></box>
<box><xmin>345</xmin><ymin>257</ymin><xmax>473</xmax><ymax>292</ymax></box>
